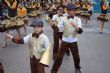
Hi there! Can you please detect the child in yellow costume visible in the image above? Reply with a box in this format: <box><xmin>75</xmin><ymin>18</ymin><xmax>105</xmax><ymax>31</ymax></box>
<box><xmin>0</xmin><ymin>0</ymin><xmax>24</xmax><ymax>48</ymax></box>
<box><xmin>97</xmin><ymin>0</ymin><xmax>109</xmax><ymax>34</ymax></box>
<box><xmin>80</xmin><ymin>2</ymin><xmax>91</xmax><ymax>25</ymax></box>
<box><xmin>4</xmin><ymin>20</ymin><xmax>52</xmax><ymax>73</ymax></box>
<box><xmin>17</xmin><ymin>3</ymin><xmax>28</xmax><ymax>35</ymax></box>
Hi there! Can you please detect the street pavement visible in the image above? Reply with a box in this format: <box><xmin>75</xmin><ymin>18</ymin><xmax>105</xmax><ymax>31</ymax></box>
<box><xmin>0</xmin><ymin>13</ymin><xmax>110</xmax><ymax>73</ymax></box>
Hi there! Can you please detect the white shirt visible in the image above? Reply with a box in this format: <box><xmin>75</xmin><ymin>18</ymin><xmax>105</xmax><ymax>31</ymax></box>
<box><xmin>23</xmin><ymin>33</ymin><xmax>50</xmax><ymax>49</ymax></box>
<box><xmin>52</xmin><ymin>14</ymin><xmax>67</xmax><ymax>32</ymax></box>
<box><xmin>58</xmin><ymin>16</ymin><xmax>82</xmax><ymax>43</ymax></box>
<box><xmin>52</xmin><ymin>14</ymin><xmax>64</xmax><ymax>23</ymax></box>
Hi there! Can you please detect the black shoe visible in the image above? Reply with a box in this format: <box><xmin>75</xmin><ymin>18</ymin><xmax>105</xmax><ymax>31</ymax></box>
<box><xmin>75</xmin><ymin>69</ymin><xmax>82</xmax><ymax>73</ymax></box>
<box><xmin>51</xmin><ymin>71</ymin><xmax>57</xmax><ymax>73</ymax></box>
<box><xmin>99</xmin><ymin>32</ymin><xmax>102</xmax><ymax>34</ymax></box>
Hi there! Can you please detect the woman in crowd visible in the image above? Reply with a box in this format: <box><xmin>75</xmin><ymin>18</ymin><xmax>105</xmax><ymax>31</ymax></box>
<box><xmin>97</xmin><ymin>0</ymin><xmax>109</xmax><ymax>34</ymax></box>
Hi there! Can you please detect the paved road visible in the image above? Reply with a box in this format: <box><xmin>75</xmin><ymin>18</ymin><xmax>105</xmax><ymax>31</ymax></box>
<box><xmin>0</xmin><ymin>13</ymin><xmax>110</xmax><ymax>73</ymax></box>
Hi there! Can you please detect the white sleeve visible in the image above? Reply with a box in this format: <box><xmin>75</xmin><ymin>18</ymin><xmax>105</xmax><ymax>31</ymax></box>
<box><xmin>23</xmin><ymin>35</ymin><xmax>30</xmax><ymax>44</ymax></box>
<box><xmin>57</xmin><ymin>19</ymin><xmax>64</xmax><ymax>32</ymax></box>
<box><xmin>52</xmin><ymin>15</ymin><xmax>57</xmax><ymax>21</ymax></box>
<box><xmin>76</xmin><ymin>17</ymin><xmax>82</xmax><ymax>28</ymax></box>
<box><xmin>63</xmin><ymin>13</ymin><xmax>68</xmax><ymax>17</ymax></box>
<box><xmin>44</xmin><ymin>36</ymin><xmax>50</xmax><ymax>49</ymax></box>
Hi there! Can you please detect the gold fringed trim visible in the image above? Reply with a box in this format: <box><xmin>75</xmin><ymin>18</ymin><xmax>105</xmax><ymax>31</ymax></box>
<box><xmin>80</xmin><ymin>13</ymin><xmax>91</xmax><ymax>19</ymax></box>
<box><xmin>1</xmin><ymin>17</ymin><xmax>24</xmax><ymax>30</ymax></box>
<box><xmin>97</xmin><ymin>14</ymin><xmax>109</xmax><ymax>22</ymax></box>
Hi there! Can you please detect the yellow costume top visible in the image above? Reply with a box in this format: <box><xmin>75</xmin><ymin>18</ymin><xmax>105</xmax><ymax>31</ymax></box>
<box><xmin>17</xmin><ymin>7</ymin><xmax>27</xmax><ymax>17</ymax></box>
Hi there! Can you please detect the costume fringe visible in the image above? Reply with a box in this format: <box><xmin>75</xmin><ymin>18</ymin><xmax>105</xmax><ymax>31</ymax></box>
<box><xmin>97</xmin><ymin>14</ymin><xmax>109</xmax><ymax>22</ymax></box>
<box><xmin>80</xmin><ymin>11</ymin><xmax>91</xmax><ymax>19</ymax></box>
<box><xmin>0</xmin><ymin>17</ymin><xmax>24</xmax><ymax>32</ymax></box>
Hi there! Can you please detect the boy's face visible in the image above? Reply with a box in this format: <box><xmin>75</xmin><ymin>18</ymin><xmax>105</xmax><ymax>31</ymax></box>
<box><xmin>57</xmin><ymin>7</ymin><xmax>64</xmax><ymax>15</ymax></box>
<box><xmin>67</xmin><ymin>10</ymin><xmax>76</xmax><ymax>16</ymax></box>
<box><xmin>34</xmin><ymin>26</ymin><xmax>43</xmax><ymax>33</ymax></box>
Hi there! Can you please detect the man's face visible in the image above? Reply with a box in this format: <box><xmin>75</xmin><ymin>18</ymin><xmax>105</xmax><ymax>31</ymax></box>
<box><xmin>67</xmin><ymin>10</ymin><xmax>76</xmax><ymax>16</ymax></box>
<box><xmin>34</xmin><ymin>26</ymin><xmax>43</xmax><ymax>33</ymax></box>
<box><xmin>57</xmin><ymin>7</ymin><xmax>64</xmax><ymax>15</ymax></box>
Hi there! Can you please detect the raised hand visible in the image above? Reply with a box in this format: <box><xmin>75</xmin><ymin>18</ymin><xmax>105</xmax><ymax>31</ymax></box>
<box><xmin>70</xmin><ymin>22</ymin><xmax>79</xmax><ymax>31</ymax></box>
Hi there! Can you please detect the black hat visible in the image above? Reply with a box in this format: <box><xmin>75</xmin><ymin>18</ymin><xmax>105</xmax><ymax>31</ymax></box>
<box><xmin>30</xmin><ymin>20</ymin><xmax>44</xmax><ymax>27</ymax></box>
<box><xmin>66</xmin><ymin>3</ymin><xmax>77</xmax><ymax>10</ymax></box>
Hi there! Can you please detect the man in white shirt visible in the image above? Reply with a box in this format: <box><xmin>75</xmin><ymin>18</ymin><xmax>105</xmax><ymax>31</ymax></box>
<box><xmin>51</xmin><ymin>5</ymin><xmax>70</xmax><ymax>60</ymax></box>
<box><xmin>5</xmin><ymin>20</ymin><xmax>51</xmax><ymax>73</ymax></box>
<box><xmin>50</xmin><ymin>3</ymin><xmax>83</xmax><ymax>73</ymax></box>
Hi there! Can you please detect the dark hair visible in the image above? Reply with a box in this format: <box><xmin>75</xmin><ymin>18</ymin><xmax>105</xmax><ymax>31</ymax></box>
<box><xmin>57</xmin><ymin>5</ymin><xmax>64</xmax><ymax>9</ymax></box>
<box><xmin>30</xmin><ymin>20</ymin><xmax>44</xmax><ymax>28</ymax></box>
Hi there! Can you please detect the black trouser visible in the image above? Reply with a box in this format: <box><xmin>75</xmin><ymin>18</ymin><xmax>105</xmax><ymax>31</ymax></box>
<box><xmin>30</xmin><ymin>56</ymin><xmax>45</xmax><ymax>73</ymax></box>
<box><xmin>51</xmin><ymin>41</ymin><xmax>81</xmax><ymax>73</ymax></box>
<box><xmin>53</xmin><ymin>31</ymin><xmax>61</xmax><ymax>55</ymax></box>
<box><xmin>0</xmin><ymin>62</ymin><xmax>4</xmax><ymax>73</ymax></box>
<box><xmin>53</xmin><ymin>31</ymin><xmax>70</xmax><ymax>57</ymax></box>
